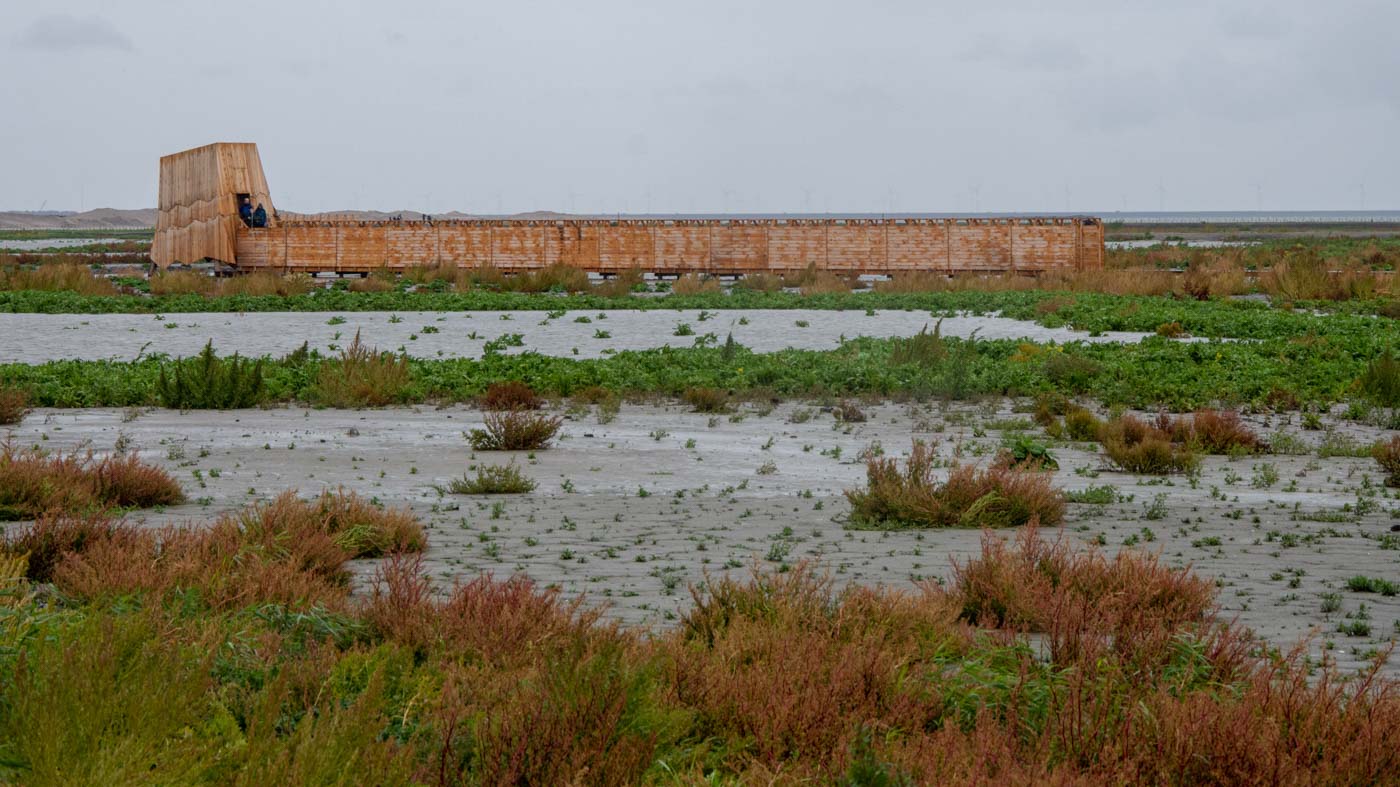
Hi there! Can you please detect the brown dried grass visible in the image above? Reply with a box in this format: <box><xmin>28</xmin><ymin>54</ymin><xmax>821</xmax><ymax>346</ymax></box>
<box><xmin>670</xmin><ymin>273</ymin><xmax>722</xmax><ymax>295</ymax></box>
<box><xmin>0</xmin><ymin>262</ymin><xmax>117</xmax><ymax>295</ymax></box>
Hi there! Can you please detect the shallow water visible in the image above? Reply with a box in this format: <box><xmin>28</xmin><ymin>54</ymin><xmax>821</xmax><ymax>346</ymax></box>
<box><xmin>0</xmin><ymin>237</ymin><xmax>124</xmax><ymax>251</ymax></box>
<box><xmin>0</xmin><ymin>309</ymin><xmax>1158</xmax><ymax>363</ymax></box>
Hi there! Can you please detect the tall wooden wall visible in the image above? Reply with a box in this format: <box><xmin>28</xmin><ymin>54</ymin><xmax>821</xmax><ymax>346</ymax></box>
<box><xmin>153</xmin><ymin>143</ymin><xmax>275</xmax><ymax>267</ymax></box>
<box><xmin>234</xmin><ymin>217</ymin><xmax>1104</xmax><ymax>275</ymax></box>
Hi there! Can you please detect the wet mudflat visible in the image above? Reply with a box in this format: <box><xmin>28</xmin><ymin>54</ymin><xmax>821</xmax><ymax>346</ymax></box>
<box><xmin>8</xmin><ymin>400</ymin><xmax>1397</xmax><ymax>675</ymax></box>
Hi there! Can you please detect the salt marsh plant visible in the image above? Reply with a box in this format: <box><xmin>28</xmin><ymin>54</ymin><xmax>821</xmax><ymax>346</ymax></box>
<box><xmin>0</xmin><ymin>385</ymin><xmax>29</xmax><ymax>425</ymax></box>
<box><xmin>468</xmin><ymin>409</ymin><xmax>563</xmax><ymax>451</ymax></box>
<box><xmin>309</xmin><ymin>331</ymin><xmax>410</xmax><ymax>408</ymax></box>
<box><xmin>1098</xmin><ymin>415</ymin><xmax>1200</xmax><ymax>474</ymax></box>
<box><xmin>479</xmin><ymin>380</ymin><xmax>543</xmax><ymax>411</ymax></box>
<box><xmin>682</xmin><ymin>386</ymin><xmax>730</xmax><ymax>413</ymax></box>
<box><xmin>2</xmin><ymin>513</ymin><xmax>1400</xmax><ymax>782</ymax></box>
<box><xmin>0</xmin><ymin>442</ymin><xmax>183</xmax><ymax>520</ymax></box>
<box><xmin>448</xmin><ymin>461</ymin><xmax>537</xmax><ymax>494</ymax></box>
<box><xmin>157</xmin><ymin>341</ymin><xmax>266</xmax><ymax>409</ymax></box>
<box><xmin>846</xmin><ymin>439</ymin><xmax>1063</xmax><ymax>529</ymax></box>
<box><xmin>1372</xmin><ymin>435</ymin><xmax>1400</xmax><ymax>487</ymax></box>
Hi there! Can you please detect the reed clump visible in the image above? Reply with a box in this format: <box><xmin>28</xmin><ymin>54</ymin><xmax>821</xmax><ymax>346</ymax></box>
<box><xmin>0</xmin><ymin>262</ymin><xmax>117</xmax><ymax>295</ymax></box>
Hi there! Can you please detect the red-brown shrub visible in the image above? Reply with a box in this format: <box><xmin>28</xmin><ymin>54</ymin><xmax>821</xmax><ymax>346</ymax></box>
<box><xmin>1374</xmin><ymin>434</ymin><xmax>1400</xmax><ymax>486</ymax></box>
<box><xmin>0</xmin><ymin>385</ymin><xmax>29</xmax><ymax>425</ymax></box>
<box><xmin>1098</xmin><ymin>415</ymin><xmax>1199</xmax><ymax>473</ymax></box>
<box><xmin>0</xmin><ymin>442</ymin><xmax>183</xmax><ymax>517</ymax></box>
<box><xmin>1158</xmin><ymin>408</ymin><xmax>1264</xmax><ymax>454</ymax></box>
<box><xmin>51</xmin><ymin>490</ymin><xmax>424</xmax><ymax>609</ymax></box>
<box><xmin>478</xmin><ymin>380</ymin><xmax>543</xmax><ymax>411</ymax></box>
<box><xmin>467</xmin><ymin>409</ymin><xmax>563</xmax><ymax>450</ymax></box>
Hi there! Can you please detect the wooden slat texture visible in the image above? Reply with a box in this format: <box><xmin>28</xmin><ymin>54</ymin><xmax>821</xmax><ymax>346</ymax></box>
<box><xmin>156</xmin><ymin>143</ymin><xmax>1103</xmax><ymax>275</ymax></box>
<box><xmin>767</xmin><ymin>222</ymin><xmax>826</xmax><ymax>271</ymax></box>
<box><xmin>655</xmin><ymin>224</ymin><xmax>710</xmax><ymax>273</ymax></box>
<box><xmin>154</xmin><ymin>143</ymin><xmax>276</xmax><ymax>267</ymax></box>
<box><xmin>949</xmin><ymin>220</ymin><xmax>1010</xmax><ymax>272</ymax></box>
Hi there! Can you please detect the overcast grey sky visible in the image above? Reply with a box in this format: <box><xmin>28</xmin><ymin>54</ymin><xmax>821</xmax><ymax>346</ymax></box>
<box><xmin>2</xmin><ymin>0</ymin><xmax>1397</xmax><ymax>214</ymax></box>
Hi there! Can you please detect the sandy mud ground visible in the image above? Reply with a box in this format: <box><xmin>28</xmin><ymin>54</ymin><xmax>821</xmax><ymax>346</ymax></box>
<box><xmin>6</xmin><ymin>400</ymin><xmax>1398</xmax><ymax>675</ymax></box>
<box><xmin>0</xmin><ymin>309</ymin><xmax>1161</xmax><ymax>364</ymax></box>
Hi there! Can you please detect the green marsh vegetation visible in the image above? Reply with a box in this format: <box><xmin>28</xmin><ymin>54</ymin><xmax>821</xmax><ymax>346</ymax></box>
<box><xmin>5</xmin><ymin>310</ymin><xmax>1400</xmax><ymax>416</ymax></box>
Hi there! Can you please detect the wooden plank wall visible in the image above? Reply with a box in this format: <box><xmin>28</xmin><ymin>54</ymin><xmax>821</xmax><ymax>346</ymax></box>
<box><xmin>234</xmin><ymin>217</ymin><xmax>1104</xmax><ymax>275</ymax></box>
<box><xmin>154</xmin><ymin>143</ymin><xmax>276</xmax><ymax>267</ymax></box>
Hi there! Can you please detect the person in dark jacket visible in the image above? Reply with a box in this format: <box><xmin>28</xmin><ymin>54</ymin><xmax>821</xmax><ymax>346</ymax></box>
<box><xmin>239</xmin><ymin>197</ymin><xmax>253</xmax><ymax>226</ymax></box>
<box><xmin>252</xmin><ymin>203</ymin><xmax>268</xmax><ymax>228</ymax></box>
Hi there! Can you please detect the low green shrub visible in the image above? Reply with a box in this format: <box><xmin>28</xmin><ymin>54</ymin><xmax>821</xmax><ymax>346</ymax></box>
<box><xmin>157</xmin><ymin>341</ymin><xmax>265</xmax><ymax>409</ymax></box>
<box><xmin>1344</xmin><ymin>575</ymin><xmax>1398</xmax><ymax>596</ymax></box>
<box><xmin>448</xmin><ymin>461</ymin><xmax>537</xmax><ymax>494</ymax></box>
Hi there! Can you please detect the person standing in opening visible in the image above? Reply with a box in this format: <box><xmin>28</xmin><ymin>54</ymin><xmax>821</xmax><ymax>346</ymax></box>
<box><xmin>252</xmin><ymin>203</ymin><xmax>268</xmax><ymax>228</ymax></box>
<box><xmin>239</xmin><ymin>196</ymin><xmax>253</xmax><ymax>226</ymax></box>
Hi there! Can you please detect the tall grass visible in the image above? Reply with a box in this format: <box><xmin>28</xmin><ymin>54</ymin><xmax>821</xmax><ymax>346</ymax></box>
<box><xmin>0</xmin><ymin>262</ymin><xmax>117</xmax><ymax>295</ymax></box>
<box><xmin>671</xmin><ymin>273</ymin><xmax>722</xmax><ymax>295</ymax></box>
<box><xmin>148</xmin><ymin>270</ymin><xmax>215</xmax><ymax>295</ymax></box>
<box><xmin>1259</xmin><ymin>249</ymin><xmax>1383</xmax><ymax>302</ymax></box>
<box><xmin>310</xmin><ymin>331</ymin><xmax>411</xmax><ymax>407</ymax></box>
<box><xmin>216</xmin><ymin>271</ymin><xmax>316</xmax><ymax>297</ymax></box>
